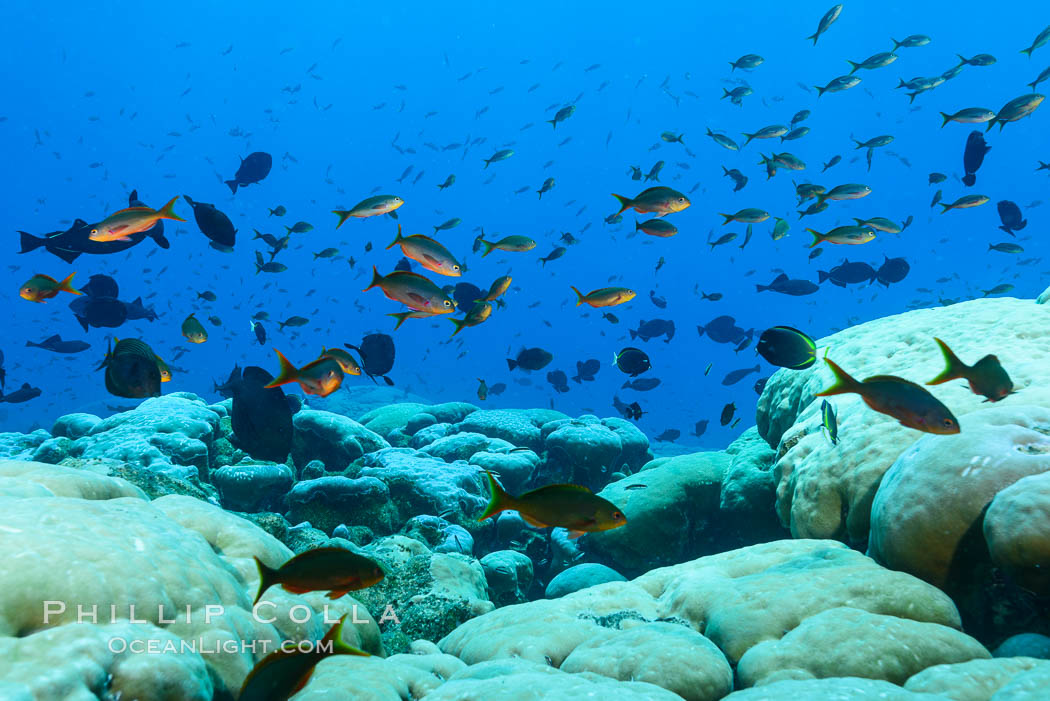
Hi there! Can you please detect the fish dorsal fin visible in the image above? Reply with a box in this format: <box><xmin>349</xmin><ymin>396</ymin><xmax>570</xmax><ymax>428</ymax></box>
<box><xmin>73</xmin><ymin>219</ymin><xmax>88</xmax><ymax>228</ymax></box>
<box><xmin>44</xmin><ymin>334</ymin><xmax>61</xmax><ymax>342</ymax></box>
<box><xmin>864</xmin><ymin>374</ymin><xmax>918</xmax><ymax>386</ymax></box>
<box><xmin>773</xmin><ymin>273</ymin><xmax>789</xmax><ymax>283</ymax></box>
<box><xmin>129</xmin><ymin>189</ymin><xmax>138</xmax><ymax>202</ymax></box>
<box><xmin>114</xmin><ymin>206</ymin><xmax>153</xmax><ymax>215</ymax></box>
<box><xmin>525</xmin><ymin>483</ymin><xmax>593</xmax><ymax>497</ymax></box>
<box><xmin>389</xmin><ymin>270</ymin><xmax>431</xmax><ymax>282</ymax></box>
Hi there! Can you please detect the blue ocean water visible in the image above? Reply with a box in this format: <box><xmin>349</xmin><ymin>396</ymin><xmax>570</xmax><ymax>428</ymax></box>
<box><xmin>2</xmin><ymin>0</ymin><xmax>1046</xmax><ymax>447</ymax></box>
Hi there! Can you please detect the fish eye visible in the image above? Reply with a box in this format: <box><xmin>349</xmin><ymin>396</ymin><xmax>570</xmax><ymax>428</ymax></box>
<box><xmin>453</xmin><ymin>265</ymin><xmax>460</xmax><ymax>271</ymax></box>
<box><xmin>444</xmin><ymin>300</ymin><xmax>452</xmax><ymax>307</ymax></box>
<box><xmin>90</xmin><ymin>229</ymin><xmax>97</xmax><ymax>234</ymax></box>
<box><xmin>612</xmin><ymin>511</ymin><xmax>625</xmax><ymax>520</ymax></box>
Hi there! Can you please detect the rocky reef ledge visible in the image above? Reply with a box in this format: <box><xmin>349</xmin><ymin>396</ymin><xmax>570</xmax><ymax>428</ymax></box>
<box><xmin>0</xmin><ymin>296</ymin><xmax>1048</xmax><ymax>699</ymax></box>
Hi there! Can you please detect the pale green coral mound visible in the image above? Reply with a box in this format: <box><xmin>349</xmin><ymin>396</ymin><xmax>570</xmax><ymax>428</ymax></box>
<box><xmin>585</xmin><ymin>451</ymin><xmax>730</xmax><ymax>574</ymax></box>
<box><xmin>424</xmin><ymin>658</ymin><xmax>684</xmax><ymax>701</ymax></box>
<box><xmin>723</xmin><ymin>677</ymin><xmax>940</xmax><ymax>700</ymax></box>
<box><xmin>904</xmin><ymin>657</ymin><xmax>1050</xmax><ymax>700</ymax></box>
<box><xmin>0</xmin><ymin>461</ymin><xmax>380</xmax><ymax>696</ymax></box>
<box><xmin>868</xmin><ymin>406</ymin><xmax>1050</xmax><ymax>588</ymax></box>
<box><xmin>0</xmin><ymin>622</ymin><xmax>214</xmax><ymax>700</ymax></box>
<box><xmin>757</xmin><ymin>298</ymin><xmax>1050</xmax><ymax>544</ymax></box>
<box><xmin>984</xmin><ymin>471</ymin><xmax>1050</xmax><ymax>594</ymax></box>
<box><xmin>440</xmin><ymin>539</ymin><xmax>964</xmax><ymax>695</ymax></box>
<box><xmin>737</xmin><ymin>607</ymin><xmax>988</xmax><ymax>687</ymax></box>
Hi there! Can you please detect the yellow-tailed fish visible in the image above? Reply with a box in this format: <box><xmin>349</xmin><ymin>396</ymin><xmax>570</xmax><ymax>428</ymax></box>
<box><xmin>479</xmin><ymin>235</ymin><xmax>536</xmax><ymax>257</ymax></box>
<box><xmin>449</xmin><ymin>302</ymin><xmax>493</xmax><ymax>336</ymax></box>
<box><xmin>264</xmin><ymin>349</ymin><xmax>344</xmax><ymax>397</ymax></box>
<box><xmin>478</xmin><ymin>471</ymin><xmax>627</xmax><ymax>539</ymax></box>
<box><xmin>610</xmin><ymin>187</ymin><xmax>690</xmax><ymax>217</ymax></box>
<box><xmin>571</xmin><ymin>286</ymin><xmax>636</xmax><ymax>308</ymax></box>
<box><xmin>478</xmin><ymin>276</ymin><xmax>512</xmax><ymax>302</ymax></box>
<box><xmin>332</xmin><ymin>195</ymin><xmax>403</xmax><ymax>228</ymax></box>
<box><xmin>363</xmin><ymin>267</ymin><xmax>455</xmax><ymax>313</ymax></box>
<box><xmin>387</xmin><ymin>224</ymin><xmax>462</xmax><ymax>277</ymax></box>
<box><xmin>19</xmin><ymin>273</ymin><xmax>82</xmax><ymax>302</ymax></box>
<box><xmin>89</xmin><ymin>197</ymin><xmax>184</xmax><ymax>242</ymax></box>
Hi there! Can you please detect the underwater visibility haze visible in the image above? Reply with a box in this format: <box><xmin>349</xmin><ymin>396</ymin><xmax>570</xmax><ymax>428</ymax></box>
<box><xmin>2</xmin><ymin>0</ymin><xmax>1050</xmax><ymax>698</ymax></box>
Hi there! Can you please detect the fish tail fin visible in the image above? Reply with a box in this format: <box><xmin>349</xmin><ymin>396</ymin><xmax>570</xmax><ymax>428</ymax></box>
<box><xmin>225</xmin><ymin>180</ymin><xmax>238</xmax><ymax>194</ymax></box>
<box><xmin>939</xmin><ymin>112</ymin><xmax>952</xmax><ymax>128</ymax></box>
<box><xmin>891</xmin><ymin>38</ymin><xmax>902</xmax><ymax>51</ymax></box>
<box><xmin>506</xmin><ymin>358</ymin><xmax>517</xmax><ymax>370</ymax></box>
<box><xmin>610</xmin><ymin>193</ymin><xmax>632</xmax><ymax>216</ymax></box>
<box><xmin>387</xmin><ymin>311</ymin><xmax>412</xmax><ymax>331</ymax></box>
<box><xmin>363</xmin><ymin>266</ymin><xmax>383</xmax><ymax>291</ymax></box>
<box><xmin>718</xmin><ymin>213</ymin><xmax>733</xmax><ymax>225</ymax></box>
<box><xmin>818</xmin><ymin>270</ymin><xmax>830</xmax><ymax>284</ymax></box>
<box><xmin>927</xmin><ymin>337</ymin><xmax>967</xmax><ymax>385</ymax></box>
<box><xmin>846</xmin><ymin>61</ymin><xmax>859</xmax><ymax>74</ymax></box>
<box><xmin>448</xmin><ymin>316</ymin><xmax>468</xmax><ymax>337</ymax></box>
<box><xmin>386</xmin><ymin>223</ymin><xmax>403</xmax><ymax>250</ymax></box>
<box><xmin>816</xmin><ymin>358</ymin><xmax>861</xmax><ymax>397</ymax></box>
<box><xmin>547</xmin><ymin>118</ymin><xmax>557</xmax><ymax>128</ymax></box>
<box><xmin>741</xmin><ymin>133</ymin><xmax>754</xmax><ymax>147</ymax></box>
<box><xmin>806</xmin><ymin>32</ymin><xmax>817</xmax><ymax>45</ymax></box>
<box><xmin>157</xmin><ymin>196</ymin><xmax>186</xmax><ymax>222</ymax></box>
<box><xmin>956</xmin><ymin>54</ymin><xmax>968</xmax><ymax>66</ymax></box>
<box><xmin>253</xmin><ymin>556</ymin><xmax>278</xmax><ymax>606</ymax></box>
<box><xmin>478</xmin><ymin>471</ymin><xmax>514</xmax><ymax>521</ymax></box>
<box><xmin>805</xmin><ymin>228</ymin><xmax>823</xmax><ymax>248</ymax></box>
<box><xmin>570</xmin><ymin>286</ymin><xmax>585</xmax><ymax>306</ymax></box>
<box><xmin>323</xmin><ymin>614</ymin><xmax>370</xmax><ymax>657</ymax></box>
<box><xmin>479</xmin><ymin>239</ymin><xmax>495</xmax><ymax>257</ymax></box>
<box><xmin>1022</xmin><ymin>47</ymin><xmax>1034</xmax><ymax>57</ymax></box>
<box><xmin>938</xmin><ymin>203</ymin><xmax>951</xmax><ymax>213</ymax></box>
<box><xmin>721</xmin><ymin>88</ymin><xmax>730</xmax><ymax>99</ymax></box>
<box><xmin>265</xmin><ymin>349</ymin><xmax>298</xmax><ymax>388</ymax></box>
<box><xmin>58</xmin><ymin>272</ymin><xmax>82</xmax><ymax>295</ymax></box>
<box><xmin>332</xmin><ymin>210</ymin><xmax>352</xmax><ymax>229</ymax></box>
<box><xmin>18</xmin><ymin>231</ymin><xmax>45</xmax><ymax>253</ymax></box>
<box><xmin>814</xmin><ymin>85</ymin><xmax>826</xmax><ymax>97</ymax></box>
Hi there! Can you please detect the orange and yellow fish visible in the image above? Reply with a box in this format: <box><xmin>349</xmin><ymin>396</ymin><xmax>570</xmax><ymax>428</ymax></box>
<box><xmin>478</xmin><ymin>471</ymin><xmax>627</xmax><ymax>539</ymax></box>
<box><xmin>19</xmin><ymin>273</ymin><xmax>82</xmax><ymax>302</ymax></box>
<box><xmin>89</xmin><ymin>197</ymin><xmax>184</xmax><ymax>242</ymax></box>
<box><xmin>363</xmin><ymin>267</ymin><xmax>456</xmax><ymax>312</ymax></box>
<box><xmin>265</xmin><ymin>349</ymin><xmax>345</xmax><ymax>397</ymax></box>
